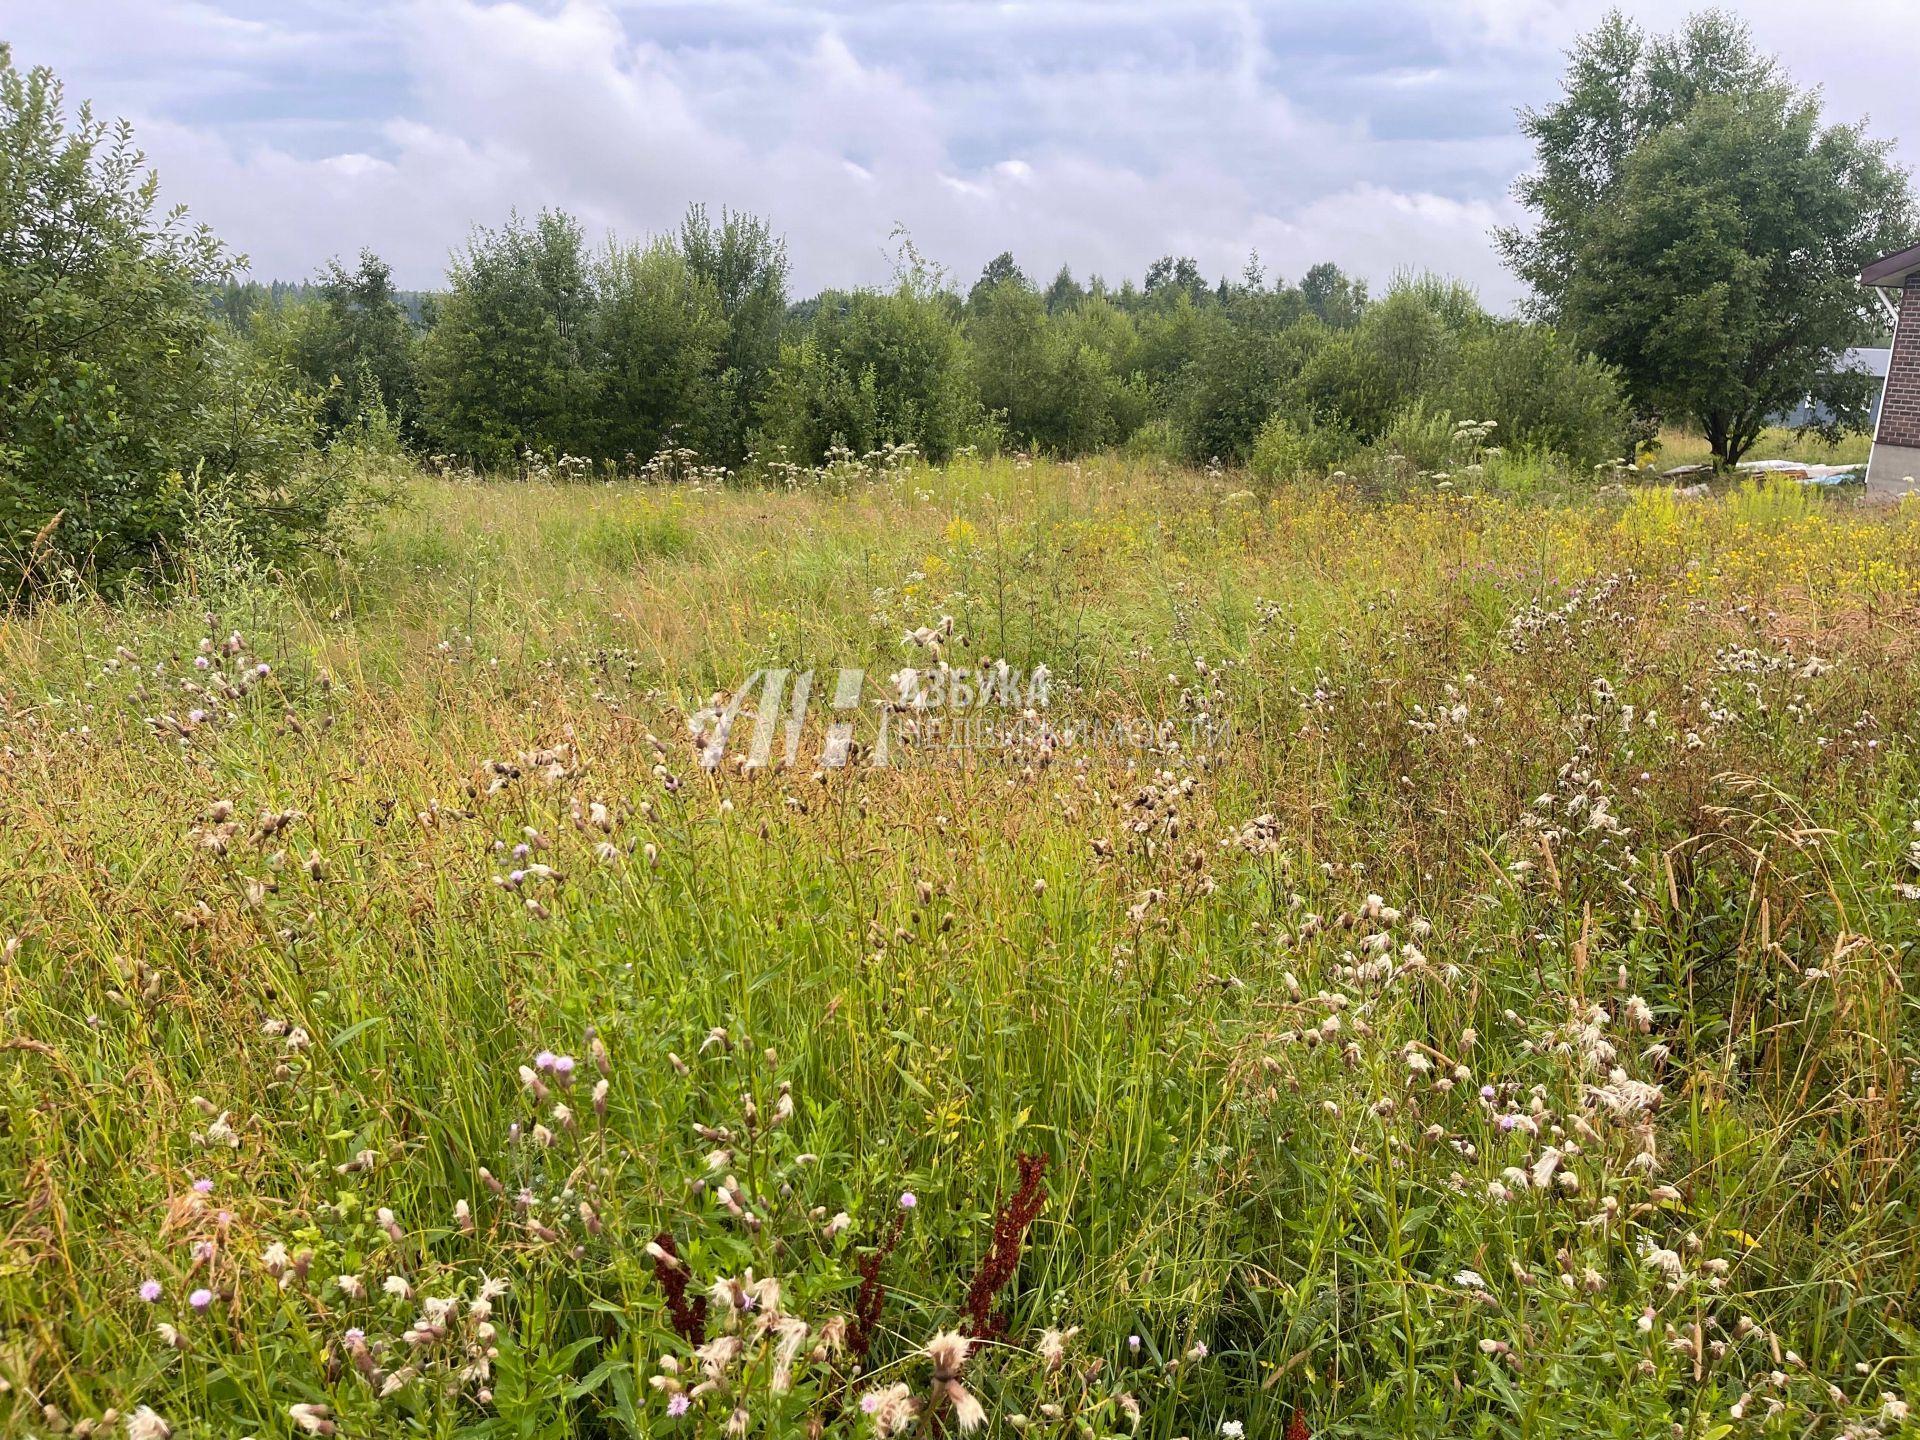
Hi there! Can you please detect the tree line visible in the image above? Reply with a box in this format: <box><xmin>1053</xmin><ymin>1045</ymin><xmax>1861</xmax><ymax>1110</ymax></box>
<box><xmin>232</xmin><ymin>214</ymin><xmax>1630</xmax><ymax>481</ymax></box>
<box><xmin>3</xmin><ymin>9</ymin><xmax>1910</xmax><ymax>589</ymax></box>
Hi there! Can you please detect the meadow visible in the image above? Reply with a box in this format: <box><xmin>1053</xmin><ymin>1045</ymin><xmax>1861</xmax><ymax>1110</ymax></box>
<box><xmin>3</xmin><ymin>456</ymin><xmax>1920</xmax><ymax>1440</ymax></box>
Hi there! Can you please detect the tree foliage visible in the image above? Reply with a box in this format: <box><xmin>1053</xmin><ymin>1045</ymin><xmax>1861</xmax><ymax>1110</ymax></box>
<box><xmin>591</xmin><ymin>236</ymin><xmax>727</xmax><ymax>461</ymax></box>
<box><xmin>1499</xmin><ymin>9</ymin><xmax>1914</xmax><ymax>463</ymax></box>
<box><xmin>418</xmin><ymin>210</ymin><xmax>597</xmax><ymax>466</ymax></box>
<box><xmin>290</xmin><ymin>250</ymin><xmax>422</xmax><ymax>443</ymax></box>
<box><xmin>0</xmin><ymin>45</ymin><xmax>355</xmax><ymax>588</ymax></box>
<box><xmin>678</xmin><ymin>205</ymin><xmax>789</xmax><ymax>463</ymax></box>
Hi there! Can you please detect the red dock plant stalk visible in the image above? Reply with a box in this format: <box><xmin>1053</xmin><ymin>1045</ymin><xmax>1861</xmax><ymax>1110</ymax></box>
<box><xmin>649</xmin><ymin>1233</ymin><xmax>708</xmax><ymax>1344</ymax></box>
<box><xmin>961</xmin><ymin>1152</ymin><xmax>1049</xmax><ymax>1340</ymax></box>
<box><xmin>848</xmin><ymin>1212</ymin><xmax>907</xmax><ymax>1363</ymax></box>
<box><xmin>1285</xmin><ymin>1408</ymin><xmax>1311</xmax><ymax>1440</ymax></box>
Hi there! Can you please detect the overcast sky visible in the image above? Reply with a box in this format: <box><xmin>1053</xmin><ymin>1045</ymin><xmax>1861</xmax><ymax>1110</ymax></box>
<box><xmin>8</xmin><ymin>1</ymin><xmax>1915</xmax><ymax>308</ymax></box>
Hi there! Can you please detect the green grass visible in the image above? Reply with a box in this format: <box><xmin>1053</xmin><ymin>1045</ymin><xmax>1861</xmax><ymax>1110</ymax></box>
<box><xmin>2</xmin><ymin>456</ymin><xmax>1919</xmax><ymax>1439</ymax></box>
<box><xmin>1654</xmin><ymin>424</ymin><xmax>1875</xmax><ymax>469</ymax></box>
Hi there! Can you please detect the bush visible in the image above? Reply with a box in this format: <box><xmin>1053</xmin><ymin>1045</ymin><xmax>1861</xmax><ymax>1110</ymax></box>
<box><xmin>756</xmin><ymin>278</ymin><xmax>985</xmax><ymax>465</ymax></box>
<box><xmin>1375</xmin><ymin>398</ymin><xmax>1461</xmax><ymax>472</ymax></box>
<box><xmin>0</xmin><ymin>48</ymin><xmax>369</xmax><ymax>590</ymax></box>
<box><xmin>1431</xmin><ymin>323</ymin><xmax>1627</xmax><ymax>468</ymax></box>
<box><xmin>1248</xmin><ymin>414</ymin><xmax>1311</xmax><ymax>485</ymax></box>
<box><xmin>1178</xmin><ymin>317</ymin><xmax>1326</xmax><ymax>463</ymax></box>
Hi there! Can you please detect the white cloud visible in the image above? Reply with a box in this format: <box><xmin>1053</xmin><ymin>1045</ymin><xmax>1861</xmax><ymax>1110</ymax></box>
<box><xmin>9</xmin><ymin>0</ymin><xmax>1914</xmax><ymax>308</ymax></box>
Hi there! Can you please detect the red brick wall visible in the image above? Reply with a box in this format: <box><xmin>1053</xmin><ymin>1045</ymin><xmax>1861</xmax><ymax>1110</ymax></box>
<box><xmin>1880</xmin><ymin>275</ymin><xmax>1920</xmax><ymax>448</ymax></box>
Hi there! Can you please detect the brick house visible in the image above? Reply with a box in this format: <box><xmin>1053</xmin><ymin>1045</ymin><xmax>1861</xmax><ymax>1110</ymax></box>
<box><xmin>1863</xmin><ymin>242</ymin><xmax>1920</xmax><ymax>492</ymax></box>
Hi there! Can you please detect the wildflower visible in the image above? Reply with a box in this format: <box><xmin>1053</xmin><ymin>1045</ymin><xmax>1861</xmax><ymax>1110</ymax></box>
<box><xmin>899</xmin><ymin>1190</ymin><xmax>918</xmax><ymax>1210</ymax></box>
<box><xmin>125</xmin><ymin>1407</ymin><xmax>172</xmax><ymax>1440</ymax></box>
<box><xmin>924</xmin><ymin>1329</ymin><xmax>985</xmax><ymax>1431</ymax></box>
<box><xmin>188</xmin><ymin>1287</ymin><xmax>213</xmax><ymax>1312</ymax></box>
<box><xmin>1129</xmin><ymin>1334</ymin><xmax>1141</xmax><ymax>1354</ymax></box>
<box><xmin>139</xmin><ymin>1279</ymin><xmax>163</xmax><ymax>1303</ymax></box>
<box><xmin>1641</xmin><ymin>1246</ymin><xmax>1684</xmax><ymax>1282</ymax></box>
<box><xmin>191</xmin><ymin>1178</ymin><xmax>213</xmax><ymax>1195</ymax></box>
<box><xmin>1222</xmin><ymin>1423</ymin><xmax>1246</xmax><ymax>1439</ymax></box>
<box><xmin>1036</xmin><ymin>1326</ymin><xmax>1078</xmax><ymax>1371</ymax></box>
<box><xmin>1188</xmin><ymin>1341</ymin><xmax>1209</xmax><ymax>1360</ymax></box>
<box><xmin>860</xmin><ymin>1383</ymin><xmax>918</xmax><ymax>1438</ymax></box>
<box><xmin>960</xmin><ymin>1152</ymin><xmax>1049</xmax><ymax>1339</ymax></box>
<box><xmin>380</xmin><ymin>1366</ymin><xmax>418</xmax><ymax>1398</ymax></box>
<box><xmin>668</xmin><ymin>1393</ymin><xmax>691</xmax><ymax>1417</ymax></box>
<box><xmin>384</xmin><ymin>1274</ymin><xmax>412</xmax><ymax>1299</ymax></box>
<box><xmin>1454</xmin><ymin>1270</ymin><xmax>1488</xmax><ymax>1290</ymax></box>
<box><xmin>770</xmin><ymin>1314</ymin><xmax>810</xmax><ymax>1392</ymax></box>
<box><xmin>335</xmin><ymin>1274</ymin><xmax>365</xmax><ymax>1299</ymax></box>
<box><xmin>201</xmin><ymin>1113</ymin><xmax>239</xmax><ymax>1149</ymax></box>
<box><xmin>824</xmin><ymin>1211</ymin><xmax>852</xmax><ymax>1239</ymax></box>
<box><xmin>696</xmin><ymin>1333</ymin><xmax>743</xmax><ymax>1383</ymax></box>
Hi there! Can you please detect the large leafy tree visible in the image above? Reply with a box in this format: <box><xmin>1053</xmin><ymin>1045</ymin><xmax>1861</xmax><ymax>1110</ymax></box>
<box><xmin>591</xmin><ymin>236</ymin><xmax>727</xmax><ymax>462</ymax></box>
<box><xmin>0</xmin><ymin>45</ymin><xmax>351</xmax><ymax>586</ymax></box>
<box><xmin>419</xmin><ymin>210</ymin><xmax>596</xmax><ymax>466</ymax></box>
<box><xmin>293</xmin><ymin>249</ymin><xmax>421</xmax><ymax>442</ymax></box>
<box><xmin>677</xmin><ymin>205</ymin><xmax>789</xmax><ymax>464</ymax></box>
<box><xmin>1498</xmin><ymin>10</ymin><xmax>1913</xmax><ymax>464</ymax></box>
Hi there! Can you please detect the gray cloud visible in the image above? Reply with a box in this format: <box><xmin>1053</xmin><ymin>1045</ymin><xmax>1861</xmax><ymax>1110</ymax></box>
<box><xmin>8</xmin><ymin>0</ymin><xmax>1915</xmax><ymax>308</ymax></box>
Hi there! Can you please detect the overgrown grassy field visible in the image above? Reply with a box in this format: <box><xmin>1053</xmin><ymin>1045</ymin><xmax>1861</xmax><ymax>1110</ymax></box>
<box><xmin>4</xmin><ymin>458</ymin><xmax>1920</xmax><ymax>1440</ymax></box>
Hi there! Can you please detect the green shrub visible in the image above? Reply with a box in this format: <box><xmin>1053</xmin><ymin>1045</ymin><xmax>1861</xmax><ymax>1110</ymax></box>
<box><xmin>756</xmin><ymin>276</ymin><xmax>985</xmax><ymax>465</ymax></box>
<box><xmin>1375</xmin><ymin>398</ymin><xmax>1461</xmax><ymax>472</ymax></box>
<box><xmin>0</xmin><ymin>48</ymin><xmax>368</xmax><ymax>590</ymax></box>
<box><xmin>1431</xmin><ymin>323</ymin><xmax>1627</xmax><ymax>468</ymax></box>
<box><xmin>1248</xmin><ymin>414</ymin><xmax>1311</xmax><ymax>485</ymax></box>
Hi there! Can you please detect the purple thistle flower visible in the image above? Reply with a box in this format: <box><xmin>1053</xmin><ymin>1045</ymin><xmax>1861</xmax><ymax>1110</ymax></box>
<box><xmin>534</xmin><ymin>1050</ymin><xmax>557</xmax><ymax>1072</ymax></box>
<box><xmin>668</xmin><ymin>1394</ymin><xmax>691</xmax><ymax>1417</ymax></box>
<box><xmin>139</xmin><ymin>1280</ymin><xmax>163</xmax><ymax>1303</ymax></box>
<box><xmin>189</xmin><ymin>1287</ymin><xmax>214</xmax><ymax>1312</ymax></box>
<box><xmin>192</xmin><ymin>1178</ymin><xmax>214</xmax><ymax>1194</ymax></box>
<box><xmin>898</xmin><ymin>1191</ymin><xmax>917</xmax><ymax>1210</ymax></box>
